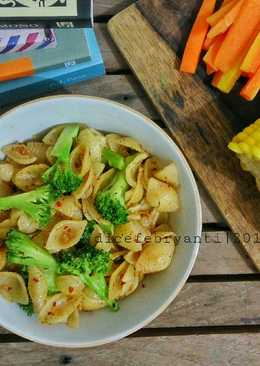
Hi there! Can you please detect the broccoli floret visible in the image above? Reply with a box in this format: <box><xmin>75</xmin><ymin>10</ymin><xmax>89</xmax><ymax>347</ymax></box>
<box><xmin>58</xmin><ymin>245</ymin><xmax>119</xmax><ymax>311</ymax></box>
<box><xmin>43</xmin><ymin>125</ymin><xmax>82</xmax><ymax>197</ymax></box>
<box><xmin>19</xmin><ymin>301</ymin><xmax>34</xmax><ymax>317</ymax></box>
<box><xmin>95</xmin><ymin>170</ymin><xmax>129</xmax><ymax>225</ymax></box>
<box><xmin>102</xmin><ymin>147</ymin><xmax>125</xmax><ymax>170</ymax></box>
<box><xmin>6</xmin><ymin>229</ymin><xmax>58</xmax><ymax>294</ymax></box>
<box><xmin>0</xmin><ymin>185</ymin><xmax>56</xmax><ymax>227</ymax></box>
<box><xmin>79</xmin><ymin>220</ymin><xmax>96</xmax><ymax>246</ymax></box>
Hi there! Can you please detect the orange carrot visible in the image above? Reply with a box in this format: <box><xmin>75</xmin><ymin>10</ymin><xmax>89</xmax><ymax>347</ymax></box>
<box><xmin>203</xmin><ymin>34</ymin><xmax>226</xmax><ymax>69</ymax></box>
<box><xmin>215</xmin><ymin>0</ymin><xmax>260</xmax><ymax>72</ymax></box>
<box><xmin>207</xmin><ymin>0</ymin><xmax>244</xmax><ymax>39</ymax></box>
<box><xmin>203</xmin><ymin>36</ymin><xmax>215</xmax><ymax>50</ymax></box>
<box><xmin>207</xmin><ymin>0</ymin><xmax>237</xmax><ymax>26</ymax></box>
<box><xmin>206</xmin><ymin>64</ymin><xmax>216</xmax><ymax>75</ymax></box>
<box><xmin>180</xmin><ymin>0</ymin><xmax>217</xmax><ymax>74</ymax></box>
<box><xmin>241</xmin><ymin>31</ymin><xmax>260</xmax><ymax>74</ymax></box>
<box><xmin>240</xmin><ymin>66</ymin><xmax>260</xmax><ymax>100</ymax></box>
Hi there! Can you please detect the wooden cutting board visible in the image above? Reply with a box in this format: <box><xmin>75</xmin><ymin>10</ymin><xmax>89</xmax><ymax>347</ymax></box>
<box><xmin>108</xmin><ymin>1</ymin><xmax>260</xmax><ymax>270</ymax></box>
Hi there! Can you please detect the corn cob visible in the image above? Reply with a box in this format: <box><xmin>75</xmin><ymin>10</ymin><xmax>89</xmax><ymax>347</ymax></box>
<box><xmin>228</xmin><ymin>118</ymin><xmax>260</xmax><ymax>190</ymax></box>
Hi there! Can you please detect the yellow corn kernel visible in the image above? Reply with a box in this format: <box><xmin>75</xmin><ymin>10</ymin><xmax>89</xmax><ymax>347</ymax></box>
<box><xmin>244</xmin><ymin>125</ymin><xmax>256</xmax><ymax>134</ymax></box>
<box><xmin>238</xmin><ymin>142</ymin><xmax>251</xmax><ymax>155</ymax></box>
<box><xmin>228</xmin><ymin>142</ymin><xmax>242</xmax><ymax>154</ymax></box>
<box><xmin>252</xmin><ymin>130</ymin><xmax>260</xmax><ymax>141</ymax></box>
<box><xmin>233</xmin><ymin>132</ymin><xmax>248</xmax><ymax>142</ymax></box>
<box><xmin>246</xmin><ymin>137</ymin><xmax>256</xmax><ymax>146</ymax></box>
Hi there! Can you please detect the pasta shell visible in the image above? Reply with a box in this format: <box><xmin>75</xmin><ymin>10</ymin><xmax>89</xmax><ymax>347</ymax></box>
<box><xmin>121</xmin><ymin>264</ymin><xmax>139</xmax><ymax>297</ymax></box>
<box><xmin>0</xmin><ymin>163</ymin><xmax>14</xmax><ymax>182</ymax></box>
<box><xmin>0</xmin><ymin>245</ymin><xmax>6</xmax><ymax>271</ymax></box>
<box><xmin>38</xmin><ymin>293</ymin><xmax>81</xmax><ymax>325</ymax></box>
<box><xmin>17</xmin><ymin>212</ymin><xmax>39</xmax><ymax>234</ymax></box>
<box><xmin>42</xmin><ymin>125</ymin><xmax>64</xmax><ymax>145</ymax></box>
<box><xmin>90</xmin><ymin>161</ymin><xmax>105</xmax><ymax>179</ymax></box>
<box><xmin>109</xmin><ymin>261</ymin><xmax>129</xmax><ymax>300</ymax></box>
<box><xmin>124</xmin><ymin>251</ymin><xmax>140</xmax><ymax>266</ymax></box>
<box><xmin>0</xmin><ymin>272</ymin><xmax>28</xmax><ymax>304</ymax></box>
<box><xmin>55</xmin><ymin>196</ymin><xmax>83</xmax><ymax>220</ymax></box>
<box><xmin>126</xmin><ymin>166</ymin><xmax>144</xmax><ymax>207</ymax></box>
<box><xmin>46</xmin><ymin>220</ymin><xmax>87</xmax><ymax>253</ymax></box>
<box><xmin>28</xmin><ymin>266</ymin><xmax>48</xmax><ymax>313</ymax></box>
<box><xmin>106</xmin><ymin>134</ymin><xmax>128</xmax><ymax>155</ymax></box>
<box><xmin>136</xmin><ymin>237</ymin><xmax>175</xmax><ymax>274</ymax></box>
<box><xmin>0</xmin><ymin>219</ymin><xmax>15</xmax><ymax>239</ymax></box>
<box><xmin>27</xmin><ymin>142</ymin><xmax>48</xmax><ymax>164</ymax></box>
<box><xmin>141</xmin><ymin>208</ymin><xmax>160</xmax><ymax>229</ymax></box>
<box><xmin>46</xmin><ymin>146</ymin><xmax>55</xmax><ymax>164</ymax></box>
<box><xmin>32</xmin><ymin>214</ymin><xmax>63</xmax><ymax>248</ymax></box>
<box><xmin>143</xmin><ymin>157</ymin><xmax>161</xmax><ymax>189</ymax></box>
<box><xmin>0</xmin><ymin>180</ymin><xmax>12</xmax><ymax>197</ymax></box>
<box><xmin>81</xmin><ymin>287</ymin><xmax>106</xmax><ymax>311</ymax></box>
<box><xmin>67</xmin><ymin>309</ymin><xmax>80</xmax><ymax>328</ymax></box>
<box><xmin>56</xmin><ymin>275</ymin><xmax>84</xmax><ymax>297</ymax></box>
<box><xmin>2</xmin><ymin>144</ymin><xmax>37</xmax><ymax>165</ymax></box>
<box><xmin>73</xmin><ymin>169</ymin><xmax>95</xmax><ymax>200</ymax></box>
<box><xmin>146</xmin><ymin>178</ymin><xmax>179</xmax><ymax>212</ymax></box>
<box><xmin>106</xmin><ymin>134</ymin><xmax>144</xmax><ymax>153</ymax></box>
<box><xmin>78</xmin><ymin>128</ymin><xmax>106</xmax><ymax>162</ymax></box>
<box><xmin>114</xmin><ymin>221</ymin><xmax>150</xmax><ymax>252</ymax></box>
<box><xmin>13</xmin><ymin>164</ymin><xmax>48</xmax><ymax>192</ymax></box>
<box><xmin>82</xmin><ymin>199</ymin><xmax>112</xmax><ymax>231</ymax></box>
<box><xmin>154</xmin><ymin>162</ymin><xmax>180</xmax><ymax>188</ymax></box>
<box><xmin>126</xmin><ymin>153</ymin><xmax>148</xmax><ymax>187</ymax></box>
<box><xmin>71</xmin><ymin>145</ymin><xmax>91</xmax><ymax>177</ymax></box>
<box><xmin>93</xmin><ymin>168</ymin><xmax>115</xmax><ymax>198</ymax></box>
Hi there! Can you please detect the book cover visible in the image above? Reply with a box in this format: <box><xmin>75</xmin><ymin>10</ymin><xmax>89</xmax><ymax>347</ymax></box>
<box><xmin>0</xmin><ymin>28</ymin><xmax>90</xmax><ymax>82</ymax></box>
<box><xmin>0</xmin><ymin>28</ymin><xmax>105</xmax><ymax>107</ymax></box>
<box><xmin>0</xmin><ymin>28</ymin><xmax>56</xmax><ymax>55</ymax></box>
<box><xmin>0</xmin><ymin>0</ymin><xmax>93</xmax><ymax>29</ymax></box>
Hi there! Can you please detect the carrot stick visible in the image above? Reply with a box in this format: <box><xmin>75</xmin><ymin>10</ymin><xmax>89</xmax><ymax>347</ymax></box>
<box><xmin>207</xmin><ymin>0</ymin><xmax>244</xmax><ymax>39</ymax></box>
<box><xmin>215</xmin><ymin>0</ymin><xmax>260</xmax><ymax>72</ymax></box>
<box><xmin>206</xmin><ymin>64</ymin><xmax>216</xmax><ymax>75</ymax></box>
<box><xmin>180</xmin><ymin>0</ymin><xmax>217</xmax><ymax>74</ymax></box>
<box><xmin>240</xmin><ymin>66</ymin><xmax>260</xmax><ymax>100</ymax></box>
<box><xmin>203</xmin><ymin>34</ymin><xmax>226</xmax><ymax>69</ymax></box>
<box><xmin>241</xmin><ymin>31</ymin><xmax>260</xmax><ymax>74</ymax></box>
<box><xmin>203</xmin><ymin>35</ymin><xmax>215</xmax><ymax>50</ymax></box>
<box><xmin>207</xmin><ymin>0</ymin><xmax>237</xmax><ymax>26</ymax></box>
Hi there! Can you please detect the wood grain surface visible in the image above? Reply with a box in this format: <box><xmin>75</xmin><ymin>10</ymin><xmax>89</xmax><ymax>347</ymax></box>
<box><xmin>108</xmin><ymin>4</ymin><xmax>260</xmax><ymax>270</ymax></box>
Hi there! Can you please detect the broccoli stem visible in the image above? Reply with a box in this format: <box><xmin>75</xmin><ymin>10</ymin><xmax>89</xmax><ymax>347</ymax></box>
<box><xmin>51</xmin><ymin>124</ymin><xmax>80</xmax><ymax>161</ymax></box>
<box><xmin>102</xmin><ymin>148</ymin><xmax>125</xmax><ymax>170</ymax></box>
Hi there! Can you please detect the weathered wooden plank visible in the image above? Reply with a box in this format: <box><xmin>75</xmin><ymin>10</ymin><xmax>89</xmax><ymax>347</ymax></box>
<box><xmin>94</xmin><ymin>0</ymin><xmax>135</xmax><ymax>17</ymax></box>
<box><xmin>0</xmin><ymin>334</ymin><xmax>259</xmax><ymax>366</ymax></box>
<box><xmin>95</xmin><ymin>23</ymin><xmax>127</xmax><ymax>71</ymax></box>
<box><xmin>193</xmin><ymin>232</ymin><xmax>255</xmax><ymax>275</ymax></box>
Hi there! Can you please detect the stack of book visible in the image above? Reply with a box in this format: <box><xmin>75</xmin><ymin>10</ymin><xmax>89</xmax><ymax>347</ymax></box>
<box><xmin>0</xmin><ymin>1</ymin><xmax>104</xmax><ymax>107</ymax></box>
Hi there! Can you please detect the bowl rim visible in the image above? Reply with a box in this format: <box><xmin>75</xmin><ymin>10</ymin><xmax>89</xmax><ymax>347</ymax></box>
<box><xmin>0</xmin><ymin>95</ymin><xmax>202</xmax><ymax>348</ymax></box>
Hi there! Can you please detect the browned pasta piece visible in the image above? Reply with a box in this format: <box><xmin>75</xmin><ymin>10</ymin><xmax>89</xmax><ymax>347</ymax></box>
<box><xmin>124</xmin><ymin>251</ymin><xmax>141</xmax><ymax>266</ymax></box>
<box><xmin>2</xmin><ymin>144</ymin><xmax>37</xmax><ymax>165</ymax></box>
<box><xmin>146</xmin><ymin>177</ymin><xmax>179</xmax><ymax>212</ymax></box>
<box><xmin>127</xmin><ymin>166</ymin><xmax>145</xmax><ymax>207</ymax></box>
<box><xmin>71</xmin><ymin>145</ymin><xmax>91</xmax><ymax>177</ymax></box>
<box><xmin>74</xmin><ymin>168</ymin><xmax>95</xmax><ymax>200</ymax></box>
<box><xmin>0</xmin><ymin>180</ymin><xmax>12</xmax><ymax>197</ymax></box>
<box><xmin>93</xmin><ymin>168</ymin><xmax>115</xmax><ymax>198</ymax></box>
<box><xmin>28</xmin><ymin>267</ymin><xmax>48</xmax><ymax>313</ymax></box>
<box><xmin>114</xmin><ymin>221</ymin><xmax>150</xmax><ymax>252</ymax></box>
<box><xmin>126</xmin><ymin>153</ymin><xmax>149</xmax><ymax>187</ymax></box>
<box><xmin>136</xmin><ymin>236</ymin><xmax>175</xmax><ymax>274</ymax></box>
<box><xmin>154</xmin><ymin>162</ymin><xmax>180</xmax><ymax>188</ymax></box>
<box><xmin>17</xmin><ymin>212</ymin><xmax>39</xmax><ymax>234</ymax></box>
<box><xmin>121</xmin><ymin>264</ymin><xmax>140</xmax><ymax>297</ymax></box>
<box><xmin>81</xmin><ymin>287</ymin><xmax>106</xmax><ymax>311</ymax></box>
<box><xmin>0</xmin><ymin>272</ymin><xmax>28</xmax><ymax>304</ymax></box>
<box><xmin>46</xmin><ymin>220</ymin><xmax>87</xmax><ymax>253</ymax></box>
<box><xmin>13</xmin><ymin>164</ymin><xmax>48</xmax><ymax>191</ymax></box>
<box><xmin>0</xmin><ymin>163</ymin><xmax>14</xmax><ymax>182</ymax></box>
<box><xmin>67</xmin><ymin>309</ymin><xmax>80</xmax><ymax>328</ymax></box>
<box><xmin>56</xmin><ymin>275</ymin><xmax>84</xmax><ymax>297</ymax></box>
<box><xmin>0</xmin><ymin>245</ymin><xmax>6</xmax><ymax>271</ymax></box>
<box><xmin>55</xmin><ymin>196</ymin><xmax>83</xmax><ymax>220</ymax></box>
<box><xmin>27</xmin><ymin>142</ymin><xmax>48</xmax><ymax>164</ymax></box>
<box><xmin>78</xmin><ymin>128</ymin><xmax>106</xmax><ymax>162</ymax></box>
<box><xmin>108</xmin><ymin>261</ymin><xmax>129</xmax><ymax>300</ymax></box>
<box><xmin>143</xmin><ymin>157</ymin><xmax>161</xmax><ymax>189</ymax></box>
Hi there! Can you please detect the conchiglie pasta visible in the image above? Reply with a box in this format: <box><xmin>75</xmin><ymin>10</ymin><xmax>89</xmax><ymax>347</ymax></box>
<box><xmin>78</xmin><ymin>128</ymin><xmax>106</xmax><ymax>162</ymax></box>
<box><xmin>28</xmin><ymin>266</ymin><xmax>48</xmax><ymax>313</ymax></box>
<box><xmin>0</xmin><ymin>180</ymin><xmax>12</xmax><ymax>197</ymax></box>
<box><xmin>73</xmin><ymin>169</ymin><xmax>95</xmax><ymax>200</ymax></box>
<box><xmin>67</xmin><ymin>309</ymin><xmax>80</xmax><ymax>329</ymax></box>
<box><xmin>0</xmin><ymin>219</ymin><xmax>16</xmax><ymax>240</ymax></box>
<box><xmin>38</xmin><ymin>293</ymin><xmax>81</xmax><ymax>325</ymax></box>
<box><xmin>136</xmin><ymin>236</ymin><xmax>175</xmax><ymax>274</ymax></box>
<box><xmin>27</xmin><ymin>142</ymin><xmax>48</xmax><ymax>164</ymax></box>
<box><xmin>0</xmin><ymin>272</ymin><xmax>28</xmax><ymax>304</ymax></box>
<box><xmin>81</xmin><ymin>287</ymin><xmax>106</xmax><ymax>311</ymax></box>
<box><xmin>71</xmin><ymin>145</ymin><xmax>91</xmax><ymax>177</ymax></box>
<box><xmin>42</xmin><ymin>125</ymin><xmax>64</xmax><ymax>145</ymax></box>
<box><xmin>146</xmin><ymin>177</ymin><xmax>179</xmax><ymax>212</ymax></box>
<box><xmin>17</xmin><ymin>212</ymin><xmax>39</xmax><ymax>234</ymax></box>
<box><xmin>126</xmin><ymin>153</ymin><xmax>148</xmax><ymax>187</ymax></box>
<box><xmin>56</xmin><ymin>275</ymin><xmax>84</xmax><ymax>296</ymax></box>
<box><xmin>2</xmin><ymin>144</ymin><xmax>37</xmax><ymax>165</ymax></box>
<box><xmin>46</xmin><ymin>220</ymin><xmax>87</xmax><ymax>253</ymax></box>
<box><xmin>114</xmin><ymin>221</ymin><xmax>150</xmax><ymax>252</ymax></box>
<box><xmin>13</xmin><ymin>164</ymin><xmax>48</xmax><ymax>192</ymax></box>
<box><xmin>154</xmin><ymin>162</ymin><xmax>180</xmax><ymax>188</ymax></box>
<box><xmin>126</xmin><ymin>166</ymin><xmax>144</xmax><ymax>207</ymax></box>
<box><xmin>0</xmin><ymin>163</ymin><xmax>14</xmax><ymax>182</ymax></box>
<box><xmin>121</xmin><ymin>264</ymin><xmax>140</xmax><ymax>297</ymax></box>
<box><xmin>109</xmin><ymin>261</ymin><xmax>129</xmax><ymax>300</ymax></box>
<box><xmin>55</xmin><ymin>196</ymin><xmax>83</xmax><ymax>220</ymax></box>
<box><xmin>0</xmin><ymin>245</ymin><xmax>6</xmax><ymax>271</ymax></box>
<box><xmin>93</xmin><ymin>168</ymin><xmax>115</xmax><ymax>198</ymax></box>
<box><xmin>106</xmin><ymin>134</ymin><xmax>144</xmax><ymax>153</ymax></box>
<box><xmin>143</xmin><ymin>157</ymin><xmax>160</xmax><ymax>188</ymax></box>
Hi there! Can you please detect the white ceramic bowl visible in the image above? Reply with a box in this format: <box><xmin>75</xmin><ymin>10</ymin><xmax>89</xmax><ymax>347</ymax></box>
<box><xmin>0</xmin><ymin>95</ymin><xmax>202</xmax><ymax>347</ymax></box>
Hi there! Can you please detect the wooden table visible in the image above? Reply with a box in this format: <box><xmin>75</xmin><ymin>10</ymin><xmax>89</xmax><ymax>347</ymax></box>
<box><xmin>1</xmin><ymin>2</ymin><xmax>260</xmax><ymax>365</ymax></box>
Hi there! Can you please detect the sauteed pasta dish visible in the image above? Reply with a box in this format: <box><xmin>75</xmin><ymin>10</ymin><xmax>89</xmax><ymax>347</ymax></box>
<box><xmin>0</xmin><ymin>124</ymin><xmax>180</xmax><ymax>328</ymax></box>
